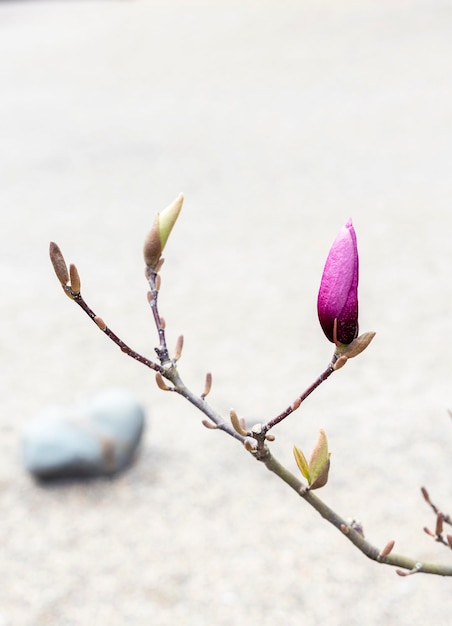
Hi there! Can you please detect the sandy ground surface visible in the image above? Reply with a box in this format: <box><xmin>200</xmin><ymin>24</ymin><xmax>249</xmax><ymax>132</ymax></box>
<box><xmin>1</xmin><ymin>1</ymin><xmax>452</xmax><ymax>624</ymax></box>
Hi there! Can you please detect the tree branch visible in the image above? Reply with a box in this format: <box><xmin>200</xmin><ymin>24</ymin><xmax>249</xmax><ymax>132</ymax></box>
<box><xmin>258</xmin><ymin>447</ymin><xmax>452</xmax><ymax>576</ymax></box>
<box><xmin>49</xmin><ymin>238</ymin><xmax>452</xmax><ymax>577</ymax></box>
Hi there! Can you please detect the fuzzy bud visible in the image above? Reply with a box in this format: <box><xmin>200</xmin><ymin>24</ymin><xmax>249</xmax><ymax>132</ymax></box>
<box><xmin>69</xmin><ymin>263</ymin><xmax>81</xmax><ymax>293</ymax></box>
<box><xmin>143</xmin><ymin>194</ymin><xmax>183</xmax><ymax>269</ymax></box>
<box><xmin>49</xmin><ymin>242</ymin><xmax>69</xmax><ymax>286</ymax></box>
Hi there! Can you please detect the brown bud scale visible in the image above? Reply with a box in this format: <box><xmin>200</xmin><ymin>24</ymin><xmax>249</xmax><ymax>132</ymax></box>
<box><xmin>379</xmin><ymin>540</ymin><xmax>395</xmax><ymax>558</ymax></box>
<box><xmin>202</xmin><ymin>419</ymin><xmax>217</xmax><ymax>430</ymax></box>
<box><xmin>143</xmin><ymin>217</ymin><xmax>162</xmax><ymax>269</ymax></box>
<box><xmin>201</xmin><ymin>372</ymin><xmax>212</xmax><ymax>399</ymax></box>
<box><xmin>155</xmin><ymin>372</ymin><xmax>170</xmax><ymax>391</ymax></box>
<box><xmin>69</xmin><ymin>263</ymin><xmax>81</xmax><ymax>293</ymax></box>
<box><xmin>173</xmin><ymin>335</ymin><xmax>184</xmax><ymax>361</ymax></box>
<box><xmin>333</xmin><ymin>355</ymin><xmax>348</xmax><ymax>371</ymax></box>
<box><xmin>230</xmin><ymin>409</ymin><xmax>247</xmax><ymax>436</ymax></box>
<box><xmin>49</xmin><ymin>242</ymin><xmax>69</xmax><ymax>285</ymax></box>
<box><xmin>94</xmin><ymin>316</ymin><xmax>107</xmax><ymax>331</ymax></box>
<box><xmin>421</xmin><ymin>486</ymin><xmax>431</xmax><ymax>504</ymax></box>
<box><xmin>341</xmin><ymin>331</ymin><xmax>376</xmax><ymax>359</ymax></box>
<box><xmin>435</xmin><ymin>513</ymin><xmax>444</xmax><ymax>536</ymax></box>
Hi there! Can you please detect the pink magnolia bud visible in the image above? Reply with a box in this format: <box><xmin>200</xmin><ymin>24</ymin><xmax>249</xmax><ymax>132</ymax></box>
<box><xmin>317</xmin><ymin>219</ymin><xmax>359</xmax><ymax>345</ymax></box>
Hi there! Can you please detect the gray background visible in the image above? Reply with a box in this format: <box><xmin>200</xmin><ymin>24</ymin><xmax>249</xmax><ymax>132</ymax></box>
<box><xmin>1</xmin><ymin>1</ymin><xmax>452</xmax><ymax>624</ymax></box>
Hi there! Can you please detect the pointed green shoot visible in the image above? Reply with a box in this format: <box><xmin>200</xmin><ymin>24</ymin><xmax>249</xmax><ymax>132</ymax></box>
<box><xmin>293</xmin><ymin>445</ymin><xmax>311</xmax><ymax>482</ymax></box>
<box><xmin>308</xmin><ymin>429</ymin><xmax>331</xmax><ymax>490</ymax></box>
<box><xmin>294</xmin><ymin>430</ymin><xmax>331</xmax><ymax>490</ymax></box>
<box><xmin>159</xmin><ymin>193</ymin><xmax>183</xmax><ymax>250</ymax></box>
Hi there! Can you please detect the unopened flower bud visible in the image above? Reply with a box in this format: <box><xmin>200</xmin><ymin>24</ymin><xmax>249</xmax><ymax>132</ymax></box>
<box><xmin>49</xmin><ymin>242</ymin><xmax>69</xmax><ymax>286</ymax></box>
<box><xmin>317</xmin><ymin>219</ymin><xmax>359</xmax><ymax>345</ymax></box>
<box><xmin>143</xmin><ymin>194</ymin><xmax>184</xmax><ymax>269</ymax></box>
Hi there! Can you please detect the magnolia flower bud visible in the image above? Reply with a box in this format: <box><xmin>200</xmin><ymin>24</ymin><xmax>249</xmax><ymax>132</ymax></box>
<box><xmin>317</xmin><ymin>219</ymin><xmax>359</xmax><ymax>345</ymax></box>
<box><xmin>143</xmin><ymin>194</ymin><xmax>184</xmax><ymax>269</ymax></box>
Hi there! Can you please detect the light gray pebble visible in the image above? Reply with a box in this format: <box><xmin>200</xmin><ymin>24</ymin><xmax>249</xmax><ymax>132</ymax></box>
<box><xmin>23</xmin><ymin>389</ymin><xmax>146</xmax><ymax>479</ymax></box>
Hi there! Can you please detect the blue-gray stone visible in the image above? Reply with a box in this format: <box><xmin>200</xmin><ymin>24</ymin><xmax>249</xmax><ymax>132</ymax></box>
<box><xmin>23</xmin><ymin>390</ymin><xmax>145</xmax><ymax>479</ymax></box>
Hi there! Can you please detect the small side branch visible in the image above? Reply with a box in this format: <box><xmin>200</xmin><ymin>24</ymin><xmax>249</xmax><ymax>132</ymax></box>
<box><xmin>71</xmin><ymin>291</ymin><xmax>163</xmax><ymax>373</ymax></box>
<box><xmin>262</xmin><ymin>356</ymin><xmax>337</xmax><ymax>433</ymax></box>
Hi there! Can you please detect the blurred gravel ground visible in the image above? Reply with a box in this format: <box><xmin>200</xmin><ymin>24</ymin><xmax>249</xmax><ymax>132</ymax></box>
<box><xmin>1</xmin><ymin>1</ymin><xmax>452</xmax><ymax>624</ymax></box>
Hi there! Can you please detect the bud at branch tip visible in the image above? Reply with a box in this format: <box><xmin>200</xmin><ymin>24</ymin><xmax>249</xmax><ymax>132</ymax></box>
<box><xmin>144</xmin><ymin>194</ymin><xmax>184</xmax><ymax>270</ymax></box>
<box><xmin>49</xmin><ymin>241</ymin><xmax>69</xmax><ymax>286</ymax></box>
<box><xmin>317</xmin><ymin>219</ymin><xmax>359</xmax><ymax>345</ymax></box>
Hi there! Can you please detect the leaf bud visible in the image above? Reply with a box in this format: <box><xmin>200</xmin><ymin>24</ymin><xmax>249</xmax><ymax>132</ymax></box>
<box><xmin>173</xmin><ymin>335</ymin><xmax>184</xmax><ymax>361</ymax></box>
<box><xmin>69</xmin><ymin>263</ymin><xmax>81</xmax><ymax>294</ymax></box>
<box><xmin>293</xmin><ymin>445</ymin><xmax>310</xmax><ymax>482</ymax></box>
<box><xmin>230</xmin><ymin>409</ymin><xmax>247</xmax><ymax>436</ymax></box>
<box><xmin>421</xmin><ymin>486</ymin><xmax>431</xmax><ymax>504</ymax></box>
<box><xmin>243</xmin><ymin>437</ymin><xmax>258</xmax><ymax>452</ymax></box>
<box><xmin>308</xmin><ymin>429</ymin><xmax>330</xmax><ymax>489</ymax></box>
<box><xmin>201</xmin><ymin>372</ymin><xmax>212</xmax><ymax>399</ymax></box>
<box><xmin>155</xmin><ymin>372</ymin><xmax>170</xmax><ymax>391</ymax></box>
<box><xmin>202</xmin><ymin>419</ymin><xmax>218</xmax><ymax>430</ymax></box>
<box><xmin>435</xmin><ymin>513</ymin><xmax>444</xmax><ymax>536</ymax></box>
<box><xmin>333</xmin><ymin>355</ymin><xmax>348</xmax><ymax>371</ymax></box>
<box><xmin>379</xmin><ymin>540</ymin><xmax>395</xmax><ymax>558</ymax></box>
<box><xmin>94</xmin><ymin>316</ymin><xmax>107</xmax><ymax>331</ymax></box>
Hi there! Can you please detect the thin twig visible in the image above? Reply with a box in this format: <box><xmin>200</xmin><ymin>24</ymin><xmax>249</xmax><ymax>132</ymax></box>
<box><xmin>422</xmin><ymin>487</ymin><xmax>452</xmax><ymax>526</ymax></box>
<box><xmin>146</xmin><ymin>269</ymin><xmax>171</xmax><ymax>365</ymax></box>
<box><xmin>69</xmin><ymin>289</ymin><xmax>163</xmax><ymax>373</ymax></box>
<box><xmin>262</xmin><ymin>356</ymin><xmax>337</xmax><ymax>433</ymax></box>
